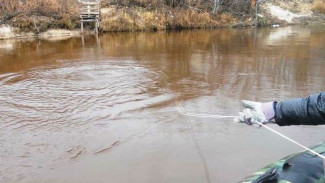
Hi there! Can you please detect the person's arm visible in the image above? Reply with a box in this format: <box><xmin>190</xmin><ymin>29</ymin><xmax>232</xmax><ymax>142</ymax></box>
<box><xmin>275</xmin><ymin>92</ymin><xmax>325</xmax><ymax>126</ymax></box>
<box><xmin>235</xmin><ymin>92</ymin><xmax>325</xmax><ymax>126</ymax></box>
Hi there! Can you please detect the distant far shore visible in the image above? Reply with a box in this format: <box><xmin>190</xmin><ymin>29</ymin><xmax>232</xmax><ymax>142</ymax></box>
<box><xmin>1</xmin><ymin>0</ymin><xmax>325</xmax><ymax>40</ymax></box>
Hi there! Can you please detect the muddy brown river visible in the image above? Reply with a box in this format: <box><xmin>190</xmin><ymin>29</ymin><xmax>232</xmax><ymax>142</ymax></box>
<box><xmin>0</xmin><ymin>26</ymin><xmax>325</xmax><ymax>183</ymax></box>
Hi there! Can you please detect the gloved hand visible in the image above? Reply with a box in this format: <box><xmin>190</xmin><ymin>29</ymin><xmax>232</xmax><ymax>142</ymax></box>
<box><xmin>234</xmin><ymin>100</ymin><xmax>275</xmax><ymax>126</ymax></box>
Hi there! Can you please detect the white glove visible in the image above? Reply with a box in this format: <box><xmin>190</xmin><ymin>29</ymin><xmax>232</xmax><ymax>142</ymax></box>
<box><xmin>234</xmin><ymin>100</ymin><xmax>274</xmax><ymax>125</ymax></box>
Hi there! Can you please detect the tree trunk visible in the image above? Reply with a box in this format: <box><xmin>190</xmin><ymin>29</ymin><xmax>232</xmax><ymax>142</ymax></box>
<box><xmin>255</xmin><ymin>0</ymin><xmax>259</xmax><ymax>26</ymax></box>
<box><xmin>213</xmin><ymin>0</ymin><xmax>219</xmax><ymax>13</ymax></box>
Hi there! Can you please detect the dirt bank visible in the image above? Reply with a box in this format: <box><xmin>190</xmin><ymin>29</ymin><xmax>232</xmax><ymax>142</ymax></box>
<box><xmin>0</xmin><ymin>25</ymin><xmax>81</xmax><ymax>40</ymax></box>
<box><xmin>259</xmin><ymin>0</ymin><xmax>325</xmax><ymax>26</ymax></box>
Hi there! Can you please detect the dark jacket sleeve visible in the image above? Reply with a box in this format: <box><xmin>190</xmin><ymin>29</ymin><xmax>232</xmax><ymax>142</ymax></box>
<box><xmin>275</xmin><ymin>92</ymin><xmax>325</xmax><ymax>126</ymax></box>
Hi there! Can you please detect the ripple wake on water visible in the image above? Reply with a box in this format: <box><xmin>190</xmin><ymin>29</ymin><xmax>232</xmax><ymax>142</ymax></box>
<box><xmin>0</xmin><ymin>60</ymin><xmax>173</xmax><ymax>131</ymax></box>
<box><xmin>0</xmin><ymin>60</ymin><xmax>176</xmax><ymax>182</ymax></box>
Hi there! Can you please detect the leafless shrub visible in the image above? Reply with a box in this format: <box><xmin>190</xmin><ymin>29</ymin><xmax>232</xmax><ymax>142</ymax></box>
<box><xmin>312</xmin><ymin>0</ymin><xmax>325</xmax><ymax>14</ymax></box>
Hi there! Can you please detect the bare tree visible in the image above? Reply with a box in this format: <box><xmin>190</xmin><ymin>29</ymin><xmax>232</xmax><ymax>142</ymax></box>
<box><xmin>213</xmin><ymin>0</ymin><xmax>219</xmax><ymax>13</ymax></box>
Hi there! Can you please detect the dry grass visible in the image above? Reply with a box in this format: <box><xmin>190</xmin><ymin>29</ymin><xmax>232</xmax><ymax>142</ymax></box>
<box><xmin>1</xmin><ymin>0</ymin><xmax>238</xmax><ymax>32</ymax></box>
<box><xmin>1</xmin><ymin>0</ymin><xmax>79</xmax><ymax>31</ymax></box>
<box><xmin>215</xmin><ymin>13</ymin><xmax>236</xmax><ymax>25</ymax></box>
<box><xmin>100</xmin><ymin>6</ymin><xmax>235</xmax><ymax>32</ymax></box>
<box><xmin>1</xmin><ymin>0</ymin><xmax>77</xmax><ymax>14</ymax></box>
<box><xmin>312</xmin><ymin>0</ymin><xmax>325</xmax><ymax>14</ymax></box>
<box><xmin>166</xmin><ymin>9</ymin><xmax>217</xmax><ymax>29</ymax></box>
<box><xmin>101</xmin><ymin>10</ymin><xmax>136</xmax><ymax>32</ymax></box>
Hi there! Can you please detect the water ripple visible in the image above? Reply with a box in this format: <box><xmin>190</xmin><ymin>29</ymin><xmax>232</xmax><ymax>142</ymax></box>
<box><xmin>2</xmin><ymin>61</ymin><xmax>171</xmax><ymax>130</ymax></box>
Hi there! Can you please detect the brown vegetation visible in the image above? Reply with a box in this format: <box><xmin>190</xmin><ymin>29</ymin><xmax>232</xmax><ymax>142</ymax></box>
<box><xmin>100</xmin><ymin>6</ymin><xmax>235</xmax><ymax>32</ymax></box>
<box><xmin>99</xmin><ymin>0</ymin><xmax>248</xmax><ymax>32</ymax></box>
<box><xmin>312</xmin><ymin>0</ymin><xmax>325</xmax><ymax>14</ymax></box>
<box><xmin>99</xmin><ymin>0</ymin><xmax>237</xmax><ymax>32</ymax></box>
<box><xmin>0</xmin><ymin>0</ymin><xmax>249</xmax><ymax>33</ymax></box>
<box><xmin>0</xmin><ymin>0</ymin><xmax>79</xmax><ymax>32</ymax></box>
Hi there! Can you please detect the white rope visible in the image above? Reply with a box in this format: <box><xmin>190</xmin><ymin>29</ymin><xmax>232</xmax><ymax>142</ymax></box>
<box><xmin>175</xmin><ymin>101</ymin><xmax>325</xmax><ymax>161</ymax></box>
<box><xmin>175</xmin><ymin>101</ymin><xmax>237</xmax><ymax>119</ymax></box>
<box><xmin>175</xmin><ymin>101</ymin><xmax>211</xmax><ymax>183</ymax></box>
<box><xmin>255</xmin><ymin>121</ymin><xmax>325</xmax><ymax>160</ymax></box>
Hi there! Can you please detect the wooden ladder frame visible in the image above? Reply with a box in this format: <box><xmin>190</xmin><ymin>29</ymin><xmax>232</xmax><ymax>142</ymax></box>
<box><xmin>78</xmin><ymin>0</ymin><xmax>100</xmax><ymax>33</ymax></box>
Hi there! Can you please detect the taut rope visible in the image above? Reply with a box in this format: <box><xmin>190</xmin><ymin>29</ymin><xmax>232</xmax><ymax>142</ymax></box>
<box><xmin>175</xmin><ymin>101</ymin><xmax>325</xmax><ymax>161</ymax></box>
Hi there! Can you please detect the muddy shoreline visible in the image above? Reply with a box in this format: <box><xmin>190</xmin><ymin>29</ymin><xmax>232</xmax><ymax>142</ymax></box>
<box><xmin>1</xmin><ymin>22</ymin><xmax>325</xmax><ymax>41</ymax></box>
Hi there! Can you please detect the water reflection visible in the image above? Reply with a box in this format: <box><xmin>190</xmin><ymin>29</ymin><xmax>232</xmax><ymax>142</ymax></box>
<box><xmin>0</xmin><ymin>26</ymin><xmax>325</xmax><ymax>183</ymax></box>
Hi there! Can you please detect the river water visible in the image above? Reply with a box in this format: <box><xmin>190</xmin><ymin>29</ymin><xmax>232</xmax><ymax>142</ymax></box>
<box><xmin>0</xmin><ymin>26</ymin><xmax>325</xmax><ymax>183</ymax></box>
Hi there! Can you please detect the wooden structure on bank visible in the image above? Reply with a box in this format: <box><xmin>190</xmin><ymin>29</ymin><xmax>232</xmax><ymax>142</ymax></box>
<box><xmin>78</xmin><ymin>0</ymin><xmax>100</xmax><ymax>33</ymax></box>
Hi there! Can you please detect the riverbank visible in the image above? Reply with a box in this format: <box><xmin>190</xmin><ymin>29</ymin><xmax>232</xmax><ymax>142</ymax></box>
<box><xmin>99</xmin><ymin>6</ymin><xmax>236</xmax><ymax>32</ymax></box>
<box><xmin>260</xmin><ymin>0</ymin><xmax>325</xmax><ymax>26</ymax></box>
<box><xmin>1</xmin><ymin>0</ymin><xmax>325</xmax><ymax>40</ymax></box>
